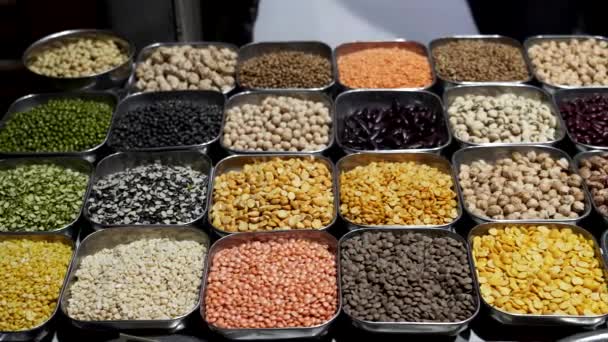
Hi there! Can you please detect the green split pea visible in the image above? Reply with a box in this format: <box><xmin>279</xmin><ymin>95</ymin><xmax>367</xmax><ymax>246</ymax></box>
<box><xmin>0</xmin><ymin>98</ymin><xmax>113</xmax><ymax>152</ymax></box>
<box><xmin>0</xmin><ymin>163</ymin><xmax>89</xmax><ymax>232</ymax></box>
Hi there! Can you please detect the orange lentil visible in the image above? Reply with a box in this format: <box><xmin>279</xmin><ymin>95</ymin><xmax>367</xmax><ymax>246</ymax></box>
<box><xmin>337</xmin><ymin>44</ymin><xmax>433</xmax><ymax>88</ymax></box>
<box><xmin>204</xmin><ymin>237</ymin><xmax>338</xmax><ymax>329</ymax></box>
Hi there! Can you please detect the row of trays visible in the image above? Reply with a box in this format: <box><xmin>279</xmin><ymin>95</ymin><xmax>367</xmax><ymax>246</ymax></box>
<box><xmin>22</xmin><ymin>29</ymin><xmax>608</xmax><ymax>92</ymax></box>
<box><xmin>6</xmin><ymin>222</ymin><xmax>608</xmax><ymax>341</ymax></box>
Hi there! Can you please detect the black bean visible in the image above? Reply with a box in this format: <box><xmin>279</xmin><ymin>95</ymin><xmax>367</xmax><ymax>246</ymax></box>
<box><xmin>560</xmin><ymin>94</ymin><xmax>608</xmax><ymax>146</ymax></box>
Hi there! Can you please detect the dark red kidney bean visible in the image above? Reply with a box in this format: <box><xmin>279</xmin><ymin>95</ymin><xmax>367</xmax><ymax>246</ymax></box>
<box><xmin>342</xmin><ymin>99</ymin><xmax>447</xmax><ymax>150</ymax></box>
<box><xmin>559</xmin><ymin>94</ymin><xmax>608</xmax><ymax>146</ymax></box>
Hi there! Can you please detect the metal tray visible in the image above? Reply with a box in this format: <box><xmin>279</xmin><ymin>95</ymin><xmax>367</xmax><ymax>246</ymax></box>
<box><xmin>429</xmin><ymin>35</ymin><xmax>533</xmax><ymax>88</ymax></box>
<box><xmin>126</xmin><ymin>41</ymin><xmax>239</xmax><ymax>95</ymax></box>
<box><xmin>106</xmin><ymin>90</ymin><xmax>225</xmax><ymax>153</ymax></box>
<box><xmin>452</xmin><ymin>145</ymin><xmax>592</xmax><ymax>224</ymax></box>
<box><xmin>0</xmin><ymin>91</ymin><xmax>118</xmax><ymax>162</ymax></box>
<box><xmin>524</xmin><ymin>35</ymin><xmax>608</xmax><ymax>92</ymax></box>
<box><xmin>0</xmin><ymin>233</ymin><xmax>75</xmax><ymax>341</ymax></box>
<box><xmin>554</xmin><ymin>87</ymin><xmax>608</xmax><ymax>152</ymax></box>
<box><xmin>573</xmin><ymin>150</ymin><xmax>608</xmax><ymax>224</ymax></box>
<box><xmin>236</xmin><ymin>41</ymin><xmax>335</xmax><ymax>92</ymax></box>
<box><xmin>333</xmin><ymin>40</ymin><xmax>436</xmax><ymax>91</ymax></box>
<box><xmin>83</xmin><ymin>150</ymin><xmax>212</xmax><ymax>230</ymax></box>
<box><xmin>199</xmin><ymin>229</ymin><xmax>340</xmax><ymax>340</ymax></box>
<box><xmin>220</xmin><ymin>90</ymin><xmax>334</xmax><ymax>155</ymax></box>
<box><xmin>60</xmin><ymin>226</ymin><xmax>209</xmax><ymax>331</ymax></box>
<box><xmin>22</xmin><ymin>29</ymin><xmax>134</xmax><ymax>90</ymax></box>
<box><xmin>468</xmin><ymin>222</ymin><xmax>608</xmax><ymax>327</ymax></box>
<box><xmin>336</xmin><ymin>152</ymin><xmax>462</xmax><ymax>230</ymax></box>
<box><xmin>334</xmin><ymin>89</ymin><xmax>451</xmax><ymax>154</ymax></box>
<box><xmin>443</xmin><ymin>84</ymin><xmax>566</xmax><ymax>148</ymax></box>
<box><xmin>0</xmin><ymin>156</ymin><xmax>93</xmax><ymax>238</ymax></box>
<box><xmin>207</xmin><ymin>154</ymin><xmax>337</xmax><ymax>236</ymax></box>
<box><xmin>339</xmin><ymin>227</ymin><xmax>480</xmax><ymax>334</ymax></box>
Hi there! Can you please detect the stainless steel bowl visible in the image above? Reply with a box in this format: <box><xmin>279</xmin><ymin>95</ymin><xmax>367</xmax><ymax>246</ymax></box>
<box><xmin>524</xmin><ymin>35</ymin><xmax>608</xmax><ymax>92</ymax></box>
<box><xmin>107</xmin><ymin>90</ymin><xmax>225</xmax><ymax>153</ymax></box>
<box><xmin>60</xmin><ymin>226</ymin><xmax>209</xmax><ymax>331</ymax></box>
<box><xmin>236</xmin><ymin>41</ymin><xmax>335</xmax><ymax>92</ymax></box>
<box><xmin>0</xmin><ymin>156</ymin><xmax>93</xmax><ymax>238</ymax></box>
<box><xmin>554</xmin><ymin>87</ymin><xmax>608</xmax><ymax>152</ymax></box>
<box><xmin>200</xmin><ymin>229</ymin><xmax>340</xmax><ymax>340</ymax></box>
<box><xmin>220</xmin><ymin>90</ymin><xmax>334</xmax><ymax>155</ymax></box>
<box><xmin>0</xmin><ymin>233</ymin><xmax>75</xmax><ymax>341</ymax></box>
<box><xmin>83</xmin><ymin>150</ymin><xmax>212</xmax><ymax>230</ymax></box>
<box><xmin>126</xmin><ymin>41</ymin><xmax>239</xmax><ymax>95</ymax></box>
<box><xmin>339</xmin><ymin>227</ymin><xmax>480</xmax><ymax>335</ymax></box>
<box><xmin>469</xmin><ymin>222</ymin><xmax>608</xmax><ymax>327</ymax></box>
<box><xmin>207</xmin><ymin>154</ymin><xmax>337</xmax><ymax>236</ymax></box>
<box><xmin>573</xmin><ymin>150</ymin><xmax>608</xmax><ymax>224</ymax></box>
<box><xmin>336</xmin><ymin>152</ymin><xmax>462</xmax><ymax>230</ymax></box>
<box><xmin>453</xmin><ymin>145</ymin><xmax>592</xmax><ymax>224</ymax></box>
<box><xmin>22</xmin><ymin>29</ymin><xmax>134</xmax><ymax>90</ymax></box>
<box><xmin>334</xmin><ymin>89</ymin><xmax>451</xmax><ymax>154</ymax></box>
<box><xmin>333</xmin><ymin>40</ymin><xmax>436</xmax><ymax>91</ymax></box>
<box><xmin>0</xmin><ymin>91</ymin><xmax>118</xmax><ymax>162</ymax></box>
<box><xmin>443</xmin><ymin>84</ymin><xmax>566</xmax><ymax>148</ymax></box>
<box><xmin>429</xmin><ymin>35</ymin><xmax>533</xmax><ymax>88</ymax></box>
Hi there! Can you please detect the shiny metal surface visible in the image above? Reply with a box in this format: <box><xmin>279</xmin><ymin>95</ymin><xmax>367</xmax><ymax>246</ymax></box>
<box><xmin>333</xmin><ymin>40</ymin><xmax>436</xmax><ymax>91</ymax></box>
<box><xmin>0</xmin><ymin>156</ymin><xmax>93</xmax><ymax>238</ymax></box>
<box><xmin>0</xmin><ymin>91</ymin><xmax>118</xmax><ymax>162</ymax></box>
<box><xmin>429</xmin><ymin>35</ymin><xmax>533</xmax><ymax>88</ymax></box>
<box><xmin>22</xmin><ymin>29</ymin><xmax>134</xmax><ymax>90</ymax></box>
<box><xmin>553</xmin><ymin>88</ymin><xmax>608</xmax><ymax>152</ymax></box>
<box><xmin>573</xmin><ymin>150</ymin><xmax>608</xmax><ymax>224</ymax></box>
<box><xmin>236</xmin><ymin>41</ymin><xmax>335</xmax><ymax>92</ymax></box>
<box><xmin>468</xmin><ymin>222</ymin><xmax>608</xmax><ymax>327</ymax></box>
<box><xmin>60</xmin><ymin>226</ymin><xmax>209</xmax><ymax>331</ymax></box>
<box><xmin>443</xmin><ymin>84</ymin><xmax>566</xmax><ymax>148</ymax></box>
<box><xmin>0</xmin><ymin>233</ymin><xmax>75</xmax><ymax>341</ymax></box>
<box><xmin>126</xmin><ymin>42</ymin><xmax>239</xmax><ymax>95</ymax></box>
<box><xmin>207</xmin><ymin>154</ymin><xmax>337</xmax><ymax>236</ymax></box>
<box><xmin>107</xmin><ymin>90</ymin><xmax>225</xmax><ymax>153</ymax></box>
<box><xmin>334</xmin><ymin>89</ymin><xmax>451</xmax><ymax>154</ymax></box>
<box><xmin>220</xmin><ymin>90</ymin><xmax>334</xmax><ymax>155</ymax></box>
<box><xmin>339</xmin><ymin>227</ymin><xmax>480</xmax><ymax>335</ymax></box>
<box><xmin>199</xmin><ymin>230</ymin><xmax>340</xmax><ymax>340</ymax></box>
<box><xmin>336</xmin><ymin>152</ymin><xmax>462</xmax><ymax>230</ymax></box>
<box><xmin>83</xmin><ymin>151</ymin><xmax>212</xmax><ymax>230</ymax></box>
<box><xmin>523</xmin><ymin>35</ymin><xmax>608</xmax><ymax>92</ymax></box>
<box><xmin>453</xmin><ymin>145</ymin><xmax>592</xmax><ymax>224</ymax></box>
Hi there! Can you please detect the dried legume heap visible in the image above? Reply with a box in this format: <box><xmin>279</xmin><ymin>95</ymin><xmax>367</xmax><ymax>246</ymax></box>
<box><xmin>473</xmin><ymin>225</ymin><xmax>608</xmax><ymax>315</ymax></box>
<box><xmin>0</xmin><ymin>239</ymin><xmax>72</xmax><ymax>331</ymax></box>
<box><xmin>459</xmin><ymin>151</ymin><xmax>586</xmax><ymax>220</ymax></box>
<box><xmin>223</xmin><ymin>96</ymin><xmax>331</xmax><ymax>152</ymax></box>
<box><xmin>205</xmin><ymin>237</ymin><xmax>338</xmax><ymax>328</ymax></box>
<box><xmin>448</xmin><ymin>93</ymin><xmax>558</xmax><ymax>144</ymax></box>
<box><xmin>0</xmin><ymin>163</ymin><xmax>89</xmax><ymax>232</ymax></box>
<box><xmin>578</xmin><ymin>154</ymin><xmax>608</xmax><ymax>217</ymax></box>
<box><xmin>66</xmin><ymin>237</ymin><xmax>206</xmax><ymax>320</ymax></box>
<box><xmin>108</xmin><ymin>99</ymin><xmax>222</xmax><ymax>150</ymax></box>
<box><xmin>211</xmin><ymin>158</ymin><xmax>334</xmax><ymax>232</ymax></box>
<box><xmin>340</xmin><ymin>161</ymin><xmax>458</xmax><ymax>225</ymax></box>
<box><xmin>342</xmin><ymin>231</ymin><xmax>477</xmax><ymax>322</ymax></box>
<box><xmin>559</xmin><ymin>94</ymin><xmax>608</xmax><ymax>147</ymax></box>
<box><xmin>87</xmin><ymin>161</ymin><xmax>208</xmax><ymax>225</ymax></box>
<box><xmin>0</xmin><ymin>99</ymin><xmax>113</xmax><ymax>153</ymax></box>
<box><xmin>337</xmin><ymin>45</ymin><xmax>433</xmax><ymax>88</ymax></box>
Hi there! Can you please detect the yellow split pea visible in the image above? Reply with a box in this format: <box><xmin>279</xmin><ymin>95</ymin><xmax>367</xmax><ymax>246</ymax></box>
<box><xmin>340</xmin><ymin>161</ymin><xmax>458</xmax><ymax>226</ymax></box>
<box><xmin>472</xmin><ymin>225</ymin><xmax>608</xmax><ymax>316</ymax></box>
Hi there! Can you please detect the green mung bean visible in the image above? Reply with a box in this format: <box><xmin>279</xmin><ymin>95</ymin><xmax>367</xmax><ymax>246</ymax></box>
<box><xmin>0</xmin><ymin>163</ymin><xmax>89</xmax><ymax>232</ymax></box>
<box><xmin>0</xmin><ymin>98</ymin><xmax>113</xmax><ymax>152</ymax></box>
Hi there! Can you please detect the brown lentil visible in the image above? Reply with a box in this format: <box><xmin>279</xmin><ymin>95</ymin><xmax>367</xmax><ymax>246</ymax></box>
<box><xmin>472</xmin><ymin>225</ymin><xmax>608</xmax><ymax>316</ymax></box>
<box><xmin>210</xmin><ymin>158</ymin><xmax>334</xmax><ymax>232</ymax></box>
<box><xmin>339</xmin><ymin>161</ymin><xmax>458</xmax><ymax>226</ymax></box>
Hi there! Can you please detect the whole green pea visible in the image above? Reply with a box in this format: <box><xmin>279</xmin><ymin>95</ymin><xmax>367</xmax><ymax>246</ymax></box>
<box><xmin>0</xmin><ymin>98</ymin><xmax>113</xmax><ymax>152</ymax></box>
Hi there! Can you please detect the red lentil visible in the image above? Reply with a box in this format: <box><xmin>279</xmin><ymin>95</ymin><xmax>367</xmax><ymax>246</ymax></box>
<box><xmin>204</xmin><ymin>237</ymin><xmax>338</xmax><ymax>329</ymax></box>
